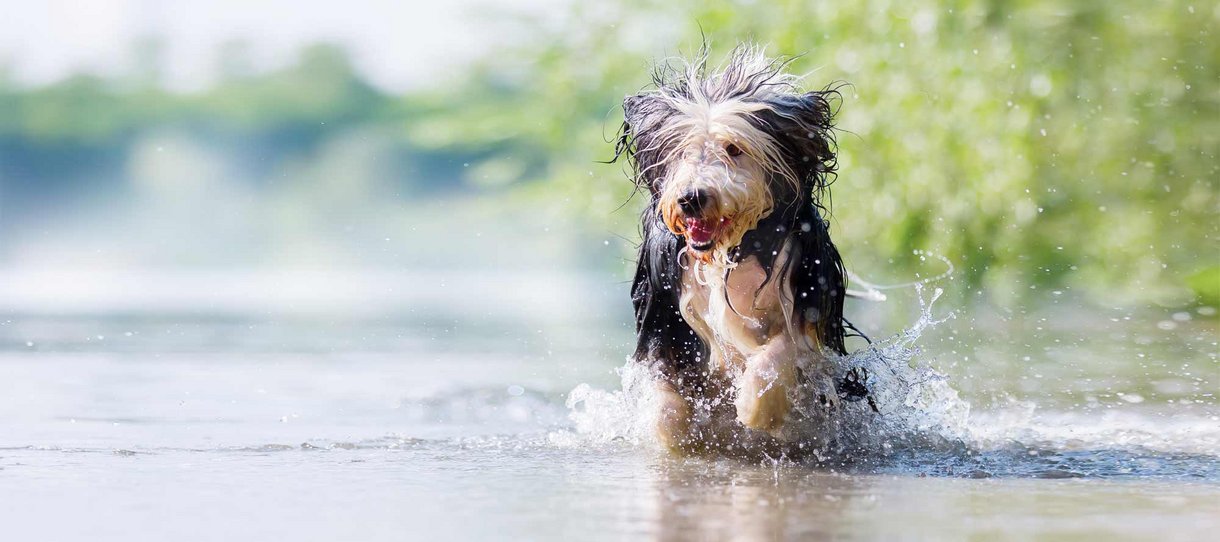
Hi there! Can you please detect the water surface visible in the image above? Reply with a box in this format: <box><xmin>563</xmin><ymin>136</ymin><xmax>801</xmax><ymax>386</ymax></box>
<box><xmin>1</xmin><ymin>269</ymin><xmax>1216</xmax><ymax>540</ymax></box>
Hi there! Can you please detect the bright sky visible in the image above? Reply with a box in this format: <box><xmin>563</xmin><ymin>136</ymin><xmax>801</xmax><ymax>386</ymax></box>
<box><xmin>0</xmin><ymin>0</ymin><xmax>559</xmax><ymax>91</ymax></box>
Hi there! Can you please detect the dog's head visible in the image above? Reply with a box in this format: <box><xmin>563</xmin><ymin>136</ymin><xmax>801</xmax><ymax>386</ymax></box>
<box><xmin>616</xmin><ymin>46</ymin><xmax>838</xmax><ymax>263</ymax></box>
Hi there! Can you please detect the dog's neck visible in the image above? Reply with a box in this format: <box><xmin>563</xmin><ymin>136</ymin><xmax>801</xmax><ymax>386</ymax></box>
<box><xmin>727</xmin><ymin>188</ymin><xmax>809</xmax><ymax>274</ymax></box>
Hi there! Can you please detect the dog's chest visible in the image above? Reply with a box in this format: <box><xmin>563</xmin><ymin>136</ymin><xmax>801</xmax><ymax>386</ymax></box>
<box><xmin>678</xmin><ymin>253</ymin><xmax>789</xmax><ymax>361</ymax></box>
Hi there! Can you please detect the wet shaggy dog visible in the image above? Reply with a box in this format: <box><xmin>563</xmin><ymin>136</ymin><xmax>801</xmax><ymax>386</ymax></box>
<box><xmin>614</xmin><ymin>46</ymin><xmax>853</xmax><ymax>453</ymax></box>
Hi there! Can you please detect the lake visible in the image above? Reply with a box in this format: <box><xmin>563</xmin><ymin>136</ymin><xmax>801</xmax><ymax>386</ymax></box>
<box><xmin>0</xmin><ymin>266</ymin><xmax>1216</xmax><ymax>540</ymax></box>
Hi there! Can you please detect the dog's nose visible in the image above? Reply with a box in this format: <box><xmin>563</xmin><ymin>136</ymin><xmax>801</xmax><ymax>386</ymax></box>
<box><xmin>678</xmin><ymin>189</ymin><xmax>709</xmax><ymax>216</ymax></box>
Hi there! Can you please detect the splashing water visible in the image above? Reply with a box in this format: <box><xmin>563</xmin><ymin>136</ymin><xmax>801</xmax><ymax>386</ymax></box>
<box><xmin>561</xmin><ymin>286</ymin><xmax>964</xmax><ymax>455</ymax></box>
<box><xmin>560</xmin><ymin>286</ymin><xmax>1220</xmax><ymax>479</ymax></box>
<box><xmin>788</xmin><ymin>286</ymin><xmax>970</xmax><ymax>462</ymax></box>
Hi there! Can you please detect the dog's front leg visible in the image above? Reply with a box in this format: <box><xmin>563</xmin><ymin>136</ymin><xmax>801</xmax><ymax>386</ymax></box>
<box><xmin>734</xmin><ymin>335</ymin><xmax>798</xmax><ymax>434</ymax></box>
<box><xmin>654</xmin><ymin>379</ymin><xmax>695</xmax><ymax>452</ymax></box>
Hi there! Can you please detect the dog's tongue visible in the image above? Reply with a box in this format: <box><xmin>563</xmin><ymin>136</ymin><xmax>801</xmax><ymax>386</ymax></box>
<box><xmin>685</xmin><ymin>217</ymin><xmax>717</xmax><ymax>246</ymax></box>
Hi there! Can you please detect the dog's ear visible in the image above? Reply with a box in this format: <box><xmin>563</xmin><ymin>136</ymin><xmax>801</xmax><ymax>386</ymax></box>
<box><xmin>622</xmin><ymin>94</ymin><xmax>671</xmax><ymax>136</ymax></box>
<box><xmin>632</xmin><ymin>206</ymin><xmax>707</xmax><ymax>379</ymax></box>
<box><xmin>787</xmin><ymin>207</ymin><xmax>848</xmax><ymax>355</ymax></box>
<box><xmin>758</xmin><ymin>90</ymin><xmax>839</xmax><ymax>198</ymax></box>
<box><xmin>616</xmin><ymin>94</ymin><xmax>675</xmax><ymax>191</ymax></box>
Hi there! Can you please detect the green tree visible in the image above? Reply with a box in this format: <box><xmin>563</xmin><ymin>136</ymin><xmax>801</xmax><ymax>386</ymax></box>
<box><xmin>414</xmin><ymin>0</ymin><xmax>1219</xmax><ymax>307</ymax></box>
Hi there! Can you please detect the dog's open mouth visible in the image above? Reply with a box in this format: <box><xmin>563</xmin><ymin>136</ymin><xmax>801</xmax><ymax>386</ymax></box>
<box><xmin>685</xmin><ymin>217</ymin><xmax>729</xmax><ymax>252</ymax></box>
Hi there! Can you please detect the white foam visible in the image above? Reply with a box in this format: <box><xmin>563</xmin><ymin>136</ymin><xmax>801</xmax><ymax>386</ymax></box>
<box><xmin>560</xmin><ymin>286</ymin><xmax>970</xmax><ymax>457</ymax></box>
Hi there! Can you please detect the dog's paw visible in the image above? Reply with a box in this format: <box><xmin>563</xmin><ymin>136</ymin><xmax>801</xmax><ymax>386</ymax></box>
<box><xmin>734</xmin><ymin>359</ymin><xmax>794</xmax><ymax>434</ymax></box>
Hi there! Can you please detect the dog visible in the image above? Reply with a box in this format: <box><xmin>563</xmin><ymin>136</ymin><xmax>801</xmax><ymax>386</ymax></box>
<box><xmin>614</xmin><ymin>45</ymin><xmax>854</xmax><ymax>453</ymax></box>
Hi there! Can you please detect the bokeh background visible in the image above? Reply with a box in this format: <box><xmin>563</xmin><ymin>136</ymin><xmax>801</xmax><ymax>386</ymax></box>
<box><xmin>2</xmin><ymin>5</ymin><xmax>1218</xmax><ymax>539</ymax></box>
<box><xmin>1</xmin><ymin>0</ymin><xmax>1216</xmax><ymax>315</ymax></box>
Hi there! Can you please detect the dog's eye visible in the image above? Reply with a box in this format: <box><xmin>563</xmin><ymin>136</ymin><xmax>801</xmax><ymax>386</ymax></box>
<box><xmin>724</xmin><ymin>143</ymin><xmax>743</xmax><ymax>157</ymax></box>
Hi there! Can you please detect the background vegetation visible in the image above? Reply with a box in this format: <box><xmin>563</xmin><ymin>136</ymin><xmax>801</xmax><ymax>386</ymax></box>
<box><xmin>1</xmin><ymin>0</ymin><xmax>1216</xmax><ymax>308</ymax></box>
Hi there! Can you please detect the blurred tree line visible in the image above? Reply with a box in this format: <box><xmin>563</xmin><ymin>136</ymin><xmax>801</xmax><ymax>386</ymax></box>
<box><xmin>0</xmin><ymin>43</ymin><xmax>477</xmax><ymax>204</ymax></box>
<box><xmin>414</xmin><ymin>0</ymin><xmax>1218</xmax><ymax>307</ymax></box>
<box><xmin>0</xmin><ymin>42</ymin><xmax>509</xmax><ymax>268</ymax></box>
<box><xmin>0</xmin><ymin>0</ymin><xmax>1216</xmax><ymax>307</ymax></box>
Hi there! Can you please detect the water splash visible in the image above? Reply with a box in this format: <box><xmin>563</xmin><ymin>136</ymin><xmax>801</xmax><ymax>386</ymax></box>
<box><xmin>558</xmin><ymin>363</ymin><xmax>662</xmax><ymax>447</ymax></box>
<box><xmin>561</xmin><ymin>285</ymin><xmax>967</xmax><ymax>460</ymax></box>
<box><xmin>785</xmin><ymin>286</ymin><xmax>970</xmax><ymax>462</ymax></box>
<box><xmin>558</xmin><ymin>286</ymin><xmax>1220</xmax><ymax>479</ymax></box>
<box><xmin>846</xmin><ymin>249</ymin><xmax>956</xmax><ymax>301</ymax></box>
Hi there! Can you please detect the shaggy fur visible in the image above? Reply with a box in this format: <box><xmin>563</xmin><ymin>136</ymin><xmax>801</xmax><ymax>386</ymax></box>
<box><xmin>614</xmin><ymin>45</ymin><xmax>850</xmax><ymax>451</ymax></box>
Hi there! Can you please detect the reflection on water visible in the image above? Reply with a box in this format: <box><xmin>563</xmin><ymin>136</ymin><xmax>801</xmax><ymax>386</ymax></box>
<box><xmin>0</xmin><ymin>267</ymin><xmax>1217</xmax><ymax>540</ymax></box>
<box><xmin>646</xmin><ymin>456</ymin><xmax>1220</xmax><ymax>541</ymax></box>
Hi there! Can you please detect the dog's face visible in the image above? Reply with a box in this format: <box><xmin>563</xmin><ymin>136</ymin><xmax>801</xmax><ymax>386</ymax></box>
<box><xmin>618</xmin><ymin>47</ymin><xmax>837</xmax><ymax>264</ymax></box>
<box><xmin>652</xmin><ymin>99</ymin><xmax>785</xmax><ymax>259</ymax></box>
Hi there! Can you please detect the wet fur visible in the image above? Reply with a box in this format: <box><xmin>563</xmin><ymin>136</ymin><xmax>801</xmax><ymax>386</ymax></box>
<box><xmin>615</xmin><ymin>46</ymin><xmax>849</xmax><ymax>451</ymax></box>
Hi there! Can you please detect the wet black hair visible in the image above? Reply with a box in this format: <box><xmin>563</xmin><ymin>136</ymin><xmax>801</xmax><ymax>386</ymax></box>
<box><xmin>614</xmin><ymin>45</ymin><xmax>849</xmax><ymax>379</ymax></box>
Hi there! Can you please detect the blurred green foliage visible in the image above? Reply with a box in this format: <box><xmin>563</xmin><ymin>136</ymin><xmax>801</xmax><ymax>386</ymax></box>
<box><xmin>1</xmin><ymin>1</ymin><xmax>1216</xmax><ymax>306</ymax></box>
<box><xmin>415</xmin><ymin>0</ymin><xmax>1219</xmax><ymax>306</ymax></box>
<box><xmin>0</xmin><ymin>43</ymin><xmax>478</xmax><ymax>213</ymax></box>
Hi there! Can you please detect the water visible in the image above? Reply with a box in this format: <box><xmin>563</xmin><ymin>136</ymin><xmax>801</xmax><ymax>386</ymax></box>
<box><xmin>1</xmin><ymin>268</ymin><xmax>1217</xmax><ymax>540</ymax></box>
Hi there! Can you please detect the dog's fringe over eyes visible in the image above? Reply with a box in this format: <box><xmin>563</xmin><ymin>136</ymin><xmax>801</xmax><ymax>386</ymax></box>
<box><xmin>613</xmin><ymin>44</ymin><xmax>841</xmax><ymax>205</ymax></box>
<box><xmin>613</xmin><ymin>44</ymin><xmax>850</xmax><ymax>379</ymax></box>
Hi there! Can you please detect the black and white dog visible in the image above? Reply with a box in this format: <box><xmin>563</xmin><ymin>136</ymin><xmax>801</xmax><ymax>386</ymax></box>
<box><xmin>614</xmin><ymin>46</ymin><xmax>853</xmax><ymax>452</ymax></box>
